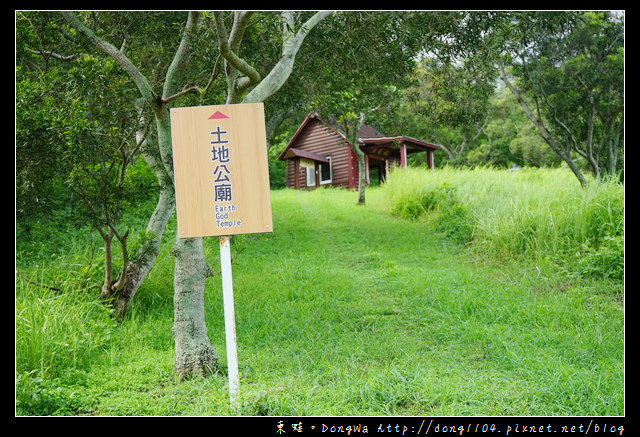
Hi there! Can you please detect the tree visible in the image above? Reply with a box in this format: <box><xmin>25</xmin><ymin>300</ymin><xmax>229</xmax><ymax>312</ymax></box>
<box><xmin>313</xmin><ymin>87</ymin><xmax>396</xmax><ymax>204</ymax></box>
<box><xmin>17</xmin><ymin>12</ymin><xmax>156</xmax><ymax>303</ymax></box>
<box><xmin>391</xmin><ymin>55</ymin><xmax>495</xmax><ymax>165</ymax></box>
<box><xmin>484</xmin><ymin>84</ymin><xmax>560</xmax><ymax>168</ymax></box>
<box><xmin>61</xmin><ymin>10</ymin><xmax>330</xmax><ymax>379</ymax></box>
<box><xmin>56</xmin><ymin>12</ymin><xmax>196</xmax><ymax>329</ymax></box>
<box><xmin>303</xmin><ymin>11</ymin><xmax>511</xmax><ymax>188</ymax></box>
<box><xmin>496</xmin><ymin>11</ymin><xmax>624</xmax><ymax>186</ymax></box>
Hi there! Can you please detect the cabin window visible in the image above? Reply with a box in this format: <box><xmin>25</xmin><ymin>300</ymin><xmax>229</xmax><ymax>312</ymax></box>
<box><xmin>320</xmin><ymin>156</ymin><xmax>332</xmax><ymax>184</ymax></box>
<box><xmin>306</xmin><ymin>156</ymin><xmax>332</xmax><ymax>186</ymax></box>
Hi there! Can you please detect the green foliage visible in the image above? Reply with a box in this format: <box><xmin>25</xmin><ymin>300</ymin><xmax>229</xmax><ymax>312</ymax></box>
<box><xmin>572</xmin><ymin>234</ymin><xmax>624</xmax><ymax>282</ymax></box>
<box><xmin>267</xmin><ymin>141</ymin><xmax>287</xmax><ymax>189</ymax></box>
<box><xmin>478</xmin><ymin>86</ymin><xmax>560</xmax><ymax>168</ymax></box>
<box><xmin>505</xmin><ymin>11</ymin><xmax>624</xmax><ymax>179</ymax></box>
<box><xmin>15</xmin><ymin>10</ymin><xmax>624</xmax><ymax>415</ymax></box>
<box><xmin>16</xmin><ymin>371</ymin><xmax>83</xmax><ymax>416</ymax></box>
<box><xmin>15</xmin><ymin>272</ymin><xmax>116</xmax><ymax>415</ymax></box>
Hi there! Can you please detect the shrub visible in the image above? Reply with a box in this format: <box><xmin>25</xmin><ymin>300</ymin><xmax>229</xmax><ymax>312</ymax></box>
<box><xmin>15</xmin><ymin>370</ymin><xmax>91</xmax><ymax>415</ymax></box>
<box><xmin>573</xmin><ymin>234</ymin><xmax>624</xmax><ymax>281</ymax></box>
<box><xmin>384</xmin><ymin>172</ymin><xmax>472</xmax><ymax>243</ymax></box>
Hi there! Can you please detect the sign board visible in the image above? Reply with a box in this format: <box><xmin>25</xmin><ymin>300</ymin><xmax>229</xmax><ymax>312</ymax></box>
<box><xmin>170</xmin><ymin>103</ymin><xmax>273</xmax><ymax>238</ymax></box>
<box><xmin>299</xmin><ymin>158</ymin><xmax>315</xmax><ymax>169</ymax></box>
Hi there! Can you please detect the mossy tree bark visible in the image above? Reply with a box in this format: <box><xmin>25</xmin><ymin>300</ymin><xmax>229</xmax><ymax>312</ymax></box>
<box><xmin>172</xmin><ymin>237</ymin><xmax>217</xmax><ymax>379</ymax></box>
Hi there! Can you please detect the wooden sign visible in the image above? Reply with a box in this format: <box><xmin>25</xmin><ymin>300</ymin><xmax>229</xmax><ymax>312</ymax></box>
<box><xmin>299</xmin><ymin>158</ymin><xmax>315</xmax><ymax>169</ymax></box>
<box><xmin>170</xmin><ymin>103</ymin><xmax>273</xmax><ymax>238</ymax></box>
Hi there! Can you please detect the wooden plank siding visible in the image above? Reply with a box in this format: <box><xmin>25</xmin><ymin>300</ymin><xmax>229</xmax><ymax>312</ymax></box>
<box><xmin>284</xmin><ymin>117</ymin><xmax>356</xmax><ymax>189</ymax></box>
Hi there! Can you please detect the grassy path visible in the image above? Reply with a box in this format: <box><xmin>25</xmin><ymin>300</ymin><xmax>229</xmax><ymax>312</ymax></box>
<box><xmin>207</xmin><ymin>188</ymin><xmax>622</xmax><ymax>415</ymax></box>
<box><xmin>50</xmin><ymin>188</ymin><xmax>623</xmax><ymax>416</ymax></box>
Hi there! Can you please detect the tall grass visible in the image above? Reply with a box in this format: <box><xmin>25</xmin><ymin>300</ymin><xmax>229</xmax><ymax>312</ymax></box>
<box><xmin>382</xmin><ymin>166</ymin><xmax>624</xmax><ymax>281</ymax></box>
<box><xmin>16</xmin><ymin>270</ymin><xmax>115</xmax><ymax>415</ymax></box>
<box><xmin>16</xmin><ymin>277</ymin><xmax>113</xmax><ymax>377</ymax></box>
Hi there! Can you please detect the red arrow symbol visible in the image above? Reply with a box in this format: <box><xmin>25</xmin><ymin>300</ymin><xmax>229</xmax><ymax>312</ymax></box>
<box><xmin>208</xmin><ymin>111</ymin><xmax>229</xmax><ymax>119</ymax></box>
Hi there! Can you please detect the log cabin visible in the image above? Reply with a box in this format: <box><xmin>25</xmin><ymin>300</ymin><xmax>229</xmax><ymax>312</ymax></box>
<box><xmin>277</xmin><ymin>112</ymin><xmax>440</xmax><ymax>189</ymax></box>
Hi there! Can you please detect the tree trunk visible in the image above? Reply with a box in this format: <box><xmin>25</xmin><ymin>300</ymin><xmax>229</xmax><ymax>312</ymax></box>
<box><xmin>499</xmin><ymin>66</ymin><xmax>589</xmax><ymax>188</ymax></box>
<box><xmin>100</xmin><ymin>231</ymin><xmax>114</xmax><ymax>300</ymax></box>
<box><xmin>111</xmin><ymin>186</ymin><xmax>175</xmax><ymax>321</ymax></box>
<box><xmin>156</xmin><ymin>102</ymin><xmax>218</xmax><ymax>378</ymax></box>
<box><xmin>348</xmin><ymin>115</ymin><xmax>367</xmax><ymax>205</ymax></box>
<box><xmin>172</xmin><ymin>237</ymin><xmax>218</xmax><ymax>379</ymax></box>
<box><xmin>355</xmin><ymin>148</ymin><xmax>367</xmax><ymax>205</ymax></box>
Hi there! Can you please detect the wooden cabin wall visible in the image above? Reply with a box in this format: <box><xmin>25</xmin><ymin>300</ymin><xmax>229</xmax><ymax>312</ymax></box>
<box><xmin>285</xmin><ymin>118</ymin><xmax>353</xmax><ymax>189</ymax></box>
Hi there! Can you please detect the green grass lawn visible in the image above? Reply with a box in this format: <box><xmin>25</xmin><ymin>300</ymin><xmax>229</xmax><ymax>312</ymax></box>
<box><xmin>16</xmin><ymin>184</ymin><xmax>624</xmax><ymax>416</ymax></box>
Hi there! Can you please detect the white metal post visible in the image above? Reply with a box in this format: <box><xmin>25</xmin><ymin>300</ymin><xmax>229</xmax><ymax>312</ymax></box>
<box><xmin>219</xmin><ymin>235</ymin><xmax>239</xmax><ymax>410</ymax></box>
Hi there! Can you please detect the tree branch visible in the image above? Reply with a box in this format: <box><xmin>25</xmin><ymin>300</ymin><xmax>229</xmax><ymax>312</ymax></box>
<box><xmin>499</xmin><ymin>63</ymin><xmax>588</xmax><ymax>187</ymax></box>
<box><xmin>244</xmin><ymin>11</ymin><xmax>332</xmax><ymax>103</ymax></box>
<box><xmin>163</xmin><ymin>11</ymin><xmax>200</xmax><ymax>102</ymax></box>
<box><xmin>16</xmin><ymin>270</ymin><xmax>62</xmax><ymax>292</ymax></box>
<box><xmin>61</xmin><ymin>11</ymin><xmax>157</xmax><ymax>105</ymax></box>
<box><xmin>26</xmin><ymin>48</ymin><xmax>79</xmax><ymax>60</ymax></box>
<box><xmin>162</xmin><ymin>85</ymin><xmax>201</xmax><ymax>104</ymax></box>
<box><xmin>229</xmin><ymin>11</ymin><xmax>253</xmax><ymax>52</ymax></box>
<box><xmin>213</xmin><ymin>11</ymin><xmax>261</xmax><ymax>86</ymax></box>
<box><xmin>201</xmin><ymin>53</ymin><xmax>223</xmax><ymax>97</ymax></box>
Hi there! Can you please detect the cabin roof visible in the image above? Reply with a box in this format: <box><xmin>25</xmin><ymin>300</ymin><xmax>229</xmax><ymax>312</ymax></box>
<box><xmin>277</xmin><ymin>113</ymin><xmax>347</xmax><ymax>161</ymax></box>
<box><xmin>280</xmin><ymin>147</ymin><xmax>330</xmax><ymax>163</ymax></box>
<box><xmin>359</xmin><ymin>136</ymin><xmax>440</xmax><ymax>150</ymax></box>
<box><xmin>278</xmin><ymin>112</ymin><xmax>441</xmax><ymax>161</ymax></box>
